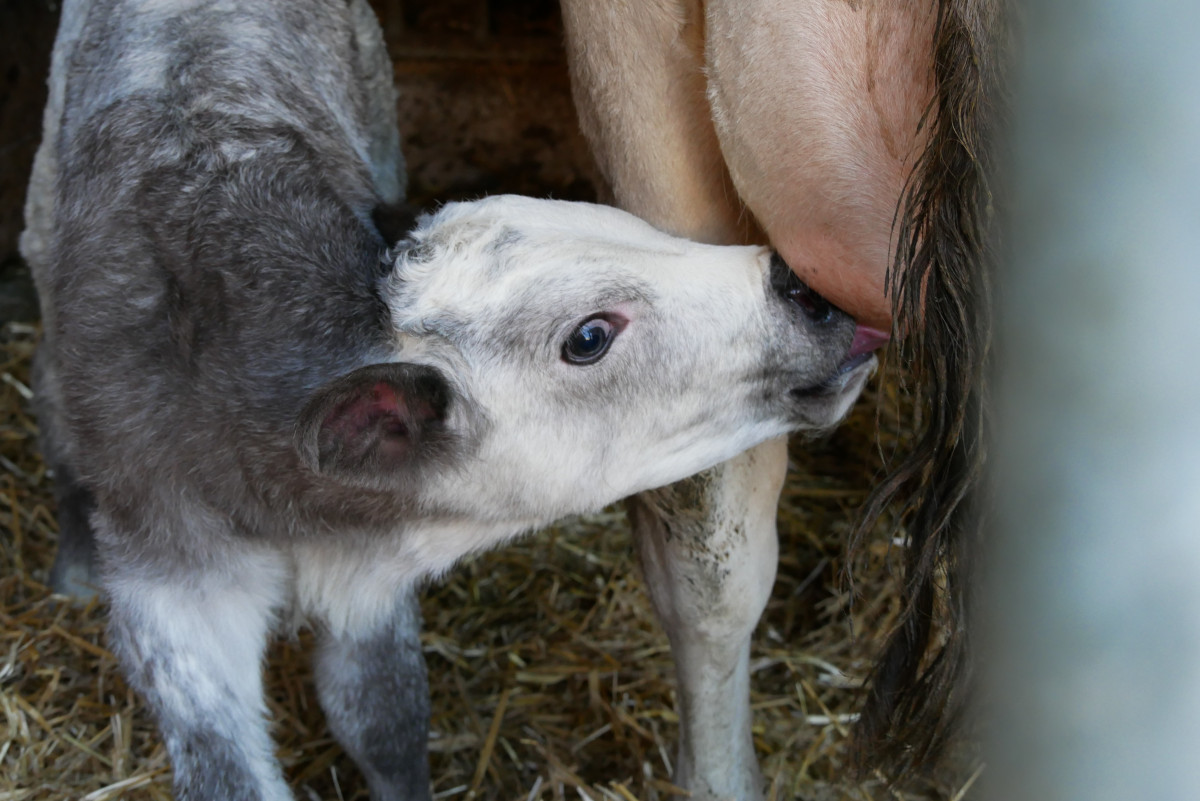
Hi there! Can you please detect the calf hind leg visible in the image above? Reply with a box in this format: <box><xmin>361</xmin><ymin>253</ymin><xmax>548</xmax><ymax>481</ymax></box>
<box><xmin>315</xmin><ymin>587</ymin><xmax>432</xmax><ymax>801</ymax></box>
<box><xmin>629</xmin><ymin>438</ymin><xmax>788</xmax><ymax>801</ymax></box>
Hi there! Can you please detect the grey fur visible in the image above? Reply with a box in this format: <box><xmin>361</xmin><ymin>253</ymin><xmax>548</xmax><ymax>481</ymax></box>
<box><xmin>21</xmin><ymin>1</ymin><xmax>874</xmax><ymax>799</ymax></box>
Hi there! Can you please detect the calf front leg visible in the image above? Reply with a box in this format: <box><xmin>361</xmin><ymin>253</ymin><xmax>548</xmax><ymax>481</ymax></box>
<box><xmin>314</xmin><ymin>587</ymin><xmax>432</xmax><ymax>801</ymax></box>
<box><xmin>629</xmin><ymin>437</ymin><xmax>787</xmax><ymax>801</ymax></box>
<box><xmin>104</xmin><ymin>535</ymin><xmax>291</xmax><ymax>801</ymax></box>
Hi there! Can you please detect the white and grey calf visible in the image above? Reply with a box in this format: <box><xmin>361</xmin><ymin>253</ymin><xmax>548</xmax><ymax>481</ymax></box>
<box><xmin>21</xmin><ymin>1</ymin><xmax>874</xmax><ymax>799</ymax></box>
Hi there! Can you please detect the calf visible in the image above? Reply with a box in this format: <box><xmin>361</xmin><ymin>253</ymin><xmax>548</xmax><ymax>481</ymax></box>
<box><xmin>20</xmin><ymin>1</ymin><xmax>875</xmax><ymax>799</ymax></box>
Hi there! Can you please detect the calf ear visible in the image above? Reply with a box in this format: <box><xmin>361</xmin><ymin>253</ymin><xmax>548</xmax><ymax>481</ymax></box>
<box><xmin>296</xmin><ymin>363</ymin><xmax>453</xmax><ymax>482</ymax></box>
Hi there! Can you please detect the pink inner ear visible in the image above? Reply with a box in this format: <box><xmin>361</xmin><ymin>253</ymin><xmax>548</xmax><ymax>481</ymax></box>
<box><xmin>369</xmin><ymin>382</ymin><xmax>401</xmax><ymax>414</ymax></box>
<box><xmin>324</xmin><ymin>381</ymin><xmax>407</xmax><ymax>439</ymax></box>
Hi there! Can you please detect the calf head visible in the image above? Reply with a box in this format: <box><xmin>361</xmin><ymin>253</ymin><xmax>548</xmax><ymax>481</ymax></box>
<box><xmin>298</xmin><ymin>195</ymin><xmax>874</xmax><ymax>531</ymax></box>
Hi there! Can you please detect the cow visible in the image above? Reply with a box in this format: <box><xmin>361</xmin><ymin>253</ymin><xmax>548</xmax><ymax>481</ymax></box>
<box><xmin>561</xmin><ymin>0</ymin><xmax>1008</xmax><ymax>795</ymax></box>
<box><xmin>19</xmin><ymin>0</ymin><xmax>879</xmax><ymax>798</ymax></box>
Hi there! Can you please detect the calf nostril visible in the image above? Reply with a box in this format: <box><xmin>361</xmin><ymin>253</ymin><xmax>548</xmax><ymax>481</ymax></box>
<box><xmin>787</xmin><ymin>283</ymin><xmax>834</xmax><ymax>323</ymax></box>
<box><xmin>768</xmin><ymin>251</ymin><xmax>836</xmax><ymax>324</ymax></box>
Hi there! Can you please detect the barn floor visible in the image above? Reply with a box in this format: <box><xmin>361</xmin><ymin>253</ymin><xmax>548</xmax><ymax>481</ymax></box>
<box><xmin>0</xmin><ymin>2</ymin><xmax>978</xmax><ymax>799</ymax></box>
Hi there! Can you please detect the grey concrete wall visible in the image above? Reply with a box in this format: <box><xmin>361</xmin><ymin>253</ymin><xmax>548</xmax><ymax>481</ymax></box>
<box><xmin>989</xmin><ymin>3</ymin><xmax>1200</xmax><ymax>800</ymax></box>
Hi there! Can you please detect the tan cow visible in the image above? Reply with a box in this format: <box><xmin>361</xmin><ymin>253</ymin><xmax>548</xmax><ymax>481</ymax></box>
<box><xmin>562</xmin><ymin>0</ymin><xmax>1007</xmax><ymax>796</ymax></box>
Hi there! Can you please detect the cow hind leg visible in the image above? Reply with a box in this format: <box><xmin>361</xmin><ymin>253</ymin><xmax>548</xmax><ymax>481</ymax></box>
<box><xmin>562</xmin><ymin>4</ymin><xmax>789</xmax><ymax>796</ymax></box>
<box><xmin>314</xmin><ymin>587</ymin><xmax>432</xmax><ymax>801</ymax></box>
<box><xmin>629</xmin><ymin>438</ymin><xmax>788</xmax><ymax>801</ymax></box>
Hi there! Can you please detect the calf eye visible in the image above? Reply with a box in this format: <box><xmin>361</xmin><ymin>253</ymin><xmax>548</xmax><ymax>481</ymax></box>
<box><xmin>563</xmin><ymin>316</ymin><xmax>616</xmax><ymax>365</ymax></box>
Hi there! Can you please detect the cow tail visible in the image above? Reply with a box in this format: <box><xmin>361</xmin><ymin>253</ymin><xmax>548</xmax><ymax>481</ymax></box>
<box><xmin>849</xmin><ymin>0</ymin><xmax>1010</xmax><ymax>779</ymax></box>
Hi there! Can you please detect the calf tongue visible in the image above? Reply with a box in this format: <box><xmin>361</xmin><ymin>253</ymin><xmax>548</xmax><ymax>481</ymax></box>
<box><xmin>848</xmin><ymin>325</ymin><xmax>890</xmax><ymax>358</ymax></box>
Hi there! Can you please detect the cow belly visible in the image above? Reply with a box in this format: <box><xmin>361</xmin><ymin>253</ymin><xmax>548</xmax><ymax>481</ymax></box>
<box><xmin>563</xmin><ymin>0</ymin><xmax>935</xmax><ymax>329</ymax></box>
<box><xmin>704</xmin><ymin>0</ymin><xmax>936</xmax><ymax>328</ymax></box>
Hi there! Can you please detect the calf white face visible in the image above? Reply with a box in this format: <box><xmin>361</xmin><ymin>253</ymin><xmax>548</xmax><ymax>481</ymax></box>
<box><xmin>299</xmin><ymin>195</ymin><xmax>872</xmax><ymax>531</ymax></box>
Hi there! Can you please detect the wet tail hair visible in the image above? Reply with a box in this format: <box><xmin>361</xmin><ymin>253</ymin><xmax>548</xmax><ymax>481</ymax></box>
<box><xmin>850</xmin><ymin>0</ymin><xmax>1011</xmax><ymax>778</ymax></box>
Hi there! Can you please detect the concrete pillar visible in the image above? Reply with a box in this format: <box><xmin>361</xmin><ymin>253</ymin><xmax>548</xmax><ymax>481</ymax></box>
<box><xmin>989</xmin><ymin>3</ymin><xmax>1200</xmax><ymax>800</ymax></box>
